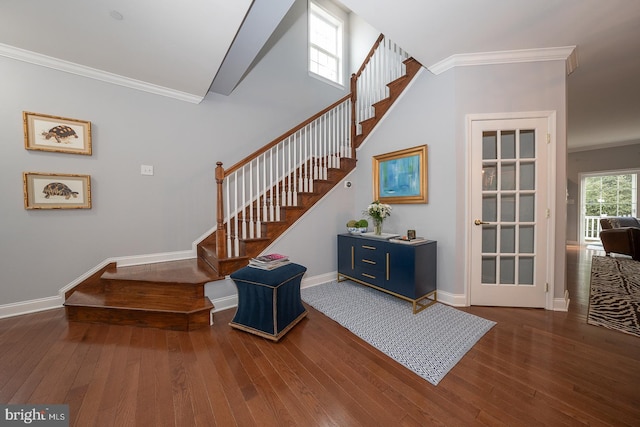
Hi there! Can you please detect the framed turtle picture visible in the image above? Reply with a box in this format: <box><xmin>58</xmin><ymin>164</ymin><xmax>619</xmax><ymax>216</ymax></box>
<box><xmin>23</xmin><ymin>111</ymin><xmax>92</xmax><ymax>155</ymax></box>
<box><xmin>23</xmin><ymin>172</ymin><xmax>92</xmax><ymax>209</ymax></box>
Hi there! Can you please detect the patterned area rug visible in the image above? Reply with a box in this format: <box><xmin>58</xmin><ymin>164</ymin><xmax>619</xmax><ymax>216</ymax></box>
<box><xmin>588</xmin><ymin>256</ymin><xmax>640</xmax><ymax>338</ymax></box>
<box><xmin>301</xmin><ymin>280</ymin><xmax>496</xmax><ymax>386</ymax></box>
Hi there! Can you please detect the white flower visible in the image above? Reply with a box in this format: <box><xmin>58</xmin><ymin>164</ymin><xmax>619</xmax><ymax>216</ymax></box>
<box><xmin>364</xmin><ymin>200</ymin><xmax>392</xmax><ymax>221</ymax></box>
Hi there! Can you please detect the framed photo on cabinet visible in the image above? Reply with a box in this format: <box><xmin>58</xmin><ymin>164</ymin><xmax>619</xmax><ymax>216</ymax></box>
<box><xmin>23</xmin><ymin>111</ymin><xmax>92</xmax><ymax>155</ymax></box>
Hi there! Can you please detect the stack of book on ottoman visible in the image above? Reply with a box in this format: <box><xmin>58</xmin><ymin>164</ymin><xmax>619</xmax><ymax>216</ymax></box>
<box><xmin>248</xmin><ymin>253</ymin><xmax>290</xmax><ymax>270</ymax></box>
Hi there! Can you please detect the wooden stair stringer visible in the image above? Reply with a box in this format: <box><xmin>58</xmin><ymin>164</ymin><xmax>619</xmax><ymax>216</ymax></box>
<box><xmin>354</xmin><ymin>57</ymin><xmax>422</xmax><ymax>149</ymax></box>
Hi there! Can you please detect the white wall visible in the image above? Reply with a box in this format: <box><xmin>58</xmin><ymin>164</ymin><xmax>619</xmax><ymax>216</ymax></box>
<box><xmin>454</xmin><ymin>61</ymin><xmax>568</xmax><ymax>300</ymax></box>
<box><xmin>348</xmin><ymin>13</ymin><xmax>379</xmax><ymax>73</ymax></box>
<box><xmin>348</xmin><ymin>69</ymin><xmax>457</xmax><ymax>295</ymax></box>
<box><xmin>0</xmin><ymin>0</ymin><xmax>348</xmax><ymax>306</ymax></box>
<box><xmin>339</xmin><ymin>59</ymin><xmax>568</xmax><ymax>301</ymax></box>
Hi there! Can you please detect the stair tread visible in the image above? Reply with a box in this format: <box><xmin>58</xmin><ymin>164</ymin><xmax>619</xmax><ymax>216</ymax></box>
<box><xmin>102</xmin><ymin>258</ymin><xmax>222</xmax><ymax>284</ymax></box>
<box><xmin>65</xmin><ymin>289</ymin><xmax>213</xmax><ymax>313</ymax></box>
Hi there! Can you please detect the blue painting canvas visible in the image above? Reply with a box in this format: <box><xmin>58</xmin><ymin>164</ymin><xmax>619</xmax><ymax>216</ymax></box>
<box><xmin>379</xmin><ymin>154</ymin><xmax>421</xmax><ymax>197</ymax></box>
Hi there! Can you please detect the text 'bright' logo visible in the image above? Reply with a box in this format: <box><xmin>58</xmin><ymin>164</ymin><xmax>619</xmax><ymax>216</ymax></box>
<box><xmin>1</xmin><ymin>405</ymin><xmax>68</xmax><ymax>426</ymax></box>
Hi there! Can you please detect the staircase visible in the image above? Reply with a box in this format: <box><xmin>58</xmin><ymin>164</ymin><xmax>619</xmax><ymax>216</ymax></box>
<box><xmin>64</xmin><ymin>35</ymin><xmax>422</xmax><ymax>330</ymax></box>
<box><xmin>64</xmin><ymin>259</ymin><xmax>217</xmax><ymax>331</ymax></box>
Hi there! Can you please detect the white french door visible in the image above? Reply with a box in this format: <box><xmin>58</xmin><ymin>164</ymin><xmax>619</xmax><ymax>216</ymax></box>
<box><xmin>469</xmin><ymin>116</ymin><xmax>552</xmax><ymax>307</ymax></box>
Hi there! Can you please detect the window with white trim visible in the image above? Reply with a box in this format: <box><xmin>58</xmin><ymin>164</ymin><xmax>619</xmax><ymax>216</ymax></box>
<box><xmin>309</xmin><ymin>1</ymin><xmax>343</xmax><ymax>86</ymax></box>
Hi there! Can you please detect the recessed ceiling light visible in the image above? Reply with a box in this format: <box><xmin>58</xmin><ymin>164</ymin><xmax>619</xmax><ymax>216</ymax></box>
<box><xmin>110</xmin><ymin>10</ymin><xmax>124</xmax><ymax>21</ymax></box>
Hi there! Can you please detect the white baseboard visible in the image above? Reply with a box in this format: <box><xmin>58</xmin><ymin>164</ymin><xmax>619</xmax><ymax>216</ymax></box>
<box><xmin>0</xmin><ymin>264</ymin><xmax>339</xmax><ymax>320</ymax></box>
<box><xmin>58</xmin><ymin>250</ymin><xmax>196</xmax><ymax>297</ymax></box>
<box><xmin>2</xmin><ymin>250</ymin><xmax>198</xmax><ymax>320</ymax></box>
<box><xmin>301</xmin><ymin>271</ymin><xmax>337</xmax><ymax>288</ymax></box>
<box><xmin>2</xmin><ymin>262</ymin><xmax>572</xmax><ymax>320</ymax></box>
<box><xmin>115</xmin><ymin>250</ymin><xmax>195</xmax><ymax>267</ymax></box>
<box><xmin>211</xmin><ymin>271</ymin><xmax>337</xmax><ymax>315</ymax></box>
<box><xmin>0</xmin><ymin>296</ymin><xmax>64</xmax><ymax>319</ymax></box>
<box><xmin>553</xmin><ymin>290</ymin><xmax>570</xmax><ymax>312</ymax></box>
<box><xmin>211</xmin><ymin>295</ymin><xmax>238</xmax><ymax>314</ymax></box>
<box><xmin>434</xmin><ymin>290</ymin><xmax>467</xmax><ymax>307</ymax></box>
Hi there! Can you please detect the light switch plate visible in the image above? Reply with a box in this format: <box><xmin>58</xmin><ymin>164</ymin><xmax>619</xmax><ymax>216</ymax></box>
<box><xmin>141</xmin><ymin>165</ymin><xmax>154</xmax><ymax>176</ymax></box>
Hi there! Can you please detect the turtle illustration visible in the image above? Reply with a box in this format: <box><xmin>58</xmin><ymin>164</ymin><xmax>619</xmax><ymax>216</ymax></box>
<box><xmin>41</xmin><ymin>125</ymin><xmax>78</xmax><ymax>143</ymax></box>
<box><xmin>43</xmin><ymin>182</ymin><xmax>78</xmax><ymax>199</ymax></box>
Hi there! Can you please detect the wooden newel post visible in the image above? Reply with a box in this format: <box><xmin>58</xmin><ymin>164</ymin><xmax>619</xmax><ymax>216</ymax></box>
<box><xmin>350</xmin><ymin>73</ymin><xmax>357</xmax><ymax>158</ymax></box>
<box><xmin>215</xmin><ymin>162</ymin><xmax>227</xmax><ymax>259</ymax></box>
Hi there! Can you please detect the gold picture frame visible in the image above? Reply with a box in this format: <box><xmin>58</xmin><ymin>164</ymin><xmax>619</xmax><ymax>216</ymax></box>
<box><xmin>23</xmin><ymin>172</ymin><xmax>92</xmax><ymax>210</ymax></box>
<box><xmin>372</xmin><ymin>144</ymin><xmax>428</xmax><ymax>204</ymax></box>
<box><xmin>23</xmin><ymin>111</ymin><xmax>92</xmax><ymax>155</ymax></box>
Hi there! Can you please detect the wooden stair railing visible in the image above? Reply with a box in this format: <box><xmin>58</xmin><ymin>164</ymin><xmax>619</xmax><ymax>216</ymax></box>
<box><xmin>201</xmin><ymin>35</ymin><xmax>422</xmax><ymax>277</ymax></box>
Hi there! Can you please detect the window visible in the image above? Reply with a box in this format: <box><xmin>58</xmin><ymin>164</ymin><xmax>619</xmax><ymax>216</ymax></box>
<box><xmin>580</xmin><ymin>171</ymin><xmax>638</xmax><ymax>242</ymax></box>
<box><xmin>309</xmin><ymin>1</ymin><xmax>343</xmax><ymax>86</ymax></box>
<box><xmin>584</xmin><ymin>173</ymin><xmax>637</xmax><ymax>217</ymax></box>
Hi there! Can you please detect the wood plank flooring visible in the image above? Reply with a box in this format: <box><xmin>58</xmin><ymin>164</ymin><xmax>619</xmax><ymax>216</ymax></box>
<box><xmin>1</xmin><ymin>245</ymin><xmax>639</xmax><ymax>426</ymax></box>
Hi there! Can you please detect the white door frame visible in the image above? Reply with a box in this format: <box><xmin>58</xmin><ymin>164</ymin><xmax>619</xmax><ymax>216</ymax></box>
<box><xmin>464</xmin><ymin>111</ymin><xmax>557</xmax><ymax>310</ymax></box>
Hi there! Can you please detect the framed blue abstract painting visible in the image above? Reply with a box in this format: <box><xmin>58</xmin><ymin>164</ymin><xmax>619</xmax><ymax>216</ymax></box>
<box><xmin>372</xmin><ymin>145</ymin><xmax>428</xmax><ymax>204</ymax></box>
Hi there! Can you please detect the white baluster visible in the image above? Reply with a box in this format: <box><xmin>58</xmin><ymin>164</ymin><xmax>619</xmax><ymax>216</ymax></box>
<box><xmin>241</xmin><ymin>168</ymin><xmax>246</xmax><ymax>240</ymax></box>
<box><xmin>334</xmin><ymin>108</ymin><xmax>339</xmax><ymax>168</ymax></box>
<box><xmin>293</xmin><ymin>131</ymin><xmax>298</xmax><ymax>206</ymax></box>
<box><xmin>305</xmin><ymin>127</ymin><xmax>312</xmax><ymax>192</ymax></box>
<box><xmin>248</xmin><ymin>163</ymin><xmax>254</xmax><ymax>239</ymax></box>
<box><xmin>233</xmin><ymin>175</ymin><xmax>239</xmax><ymax>256</ymax></box>
<box><xmin>262</xmin><ymin>153</ymin><xmax>268</xmax><ymax>223</ymax></box>
<box><xmin>319</xmin><ymin>115</ymin><xmax>325</xmax><ymax>180</ymax></box>
<box><xmin>274</xmin><ymin>147</ymin><xmax>280</xmax><ymax>221</ymax></box>
<box><xmin>281</xmin><ymin>141</ymin><xmax>287</xmax><ymax>208</ymax></box>
<box><xmin>332</xmin><ymin>107</ymin><xmax>337</xmax><ymax>164</ymax></box>
<box><xmin>255</xmin><ymin>159</ymin><xmax>262</xmax><ymax>238</ymax></box>
<box><xmin>339</xmin><ymin>102</ymin><xmax>345</xmax><ymax>158</ymax></box>
<box><xmin>269</xmin><ymin>150</ymin><xmax>275</xmax><ymax>221</ymax></box>
<box><xmin>313</xmin><ymin>120</ymin><xmax>319</xmax><ymax>181</ymax></box>
<box><xmin>287</xmin><ymin>135</ymin><xmax>292</xmax><ymax>206</ymax></box>
<box><xmin>323</xmin><ymin>114</ymin><xmax>328</xmax><ymax>179</ymax></box>
<box><xmin>300</xmin><ymin>128</ymin><xmax>306</xmax><ymax>193</ymax></box>
<box><xmin>225</xmin><ymin>178</ymin><xmax>232</xmax><ymax>257</ymax></box>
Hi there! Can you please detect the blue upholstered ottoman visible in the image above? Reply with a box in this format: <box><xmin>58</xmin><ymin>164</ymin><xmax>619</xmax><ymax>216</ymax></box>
<box><xmin>229</xmin><ymin>263</ymin><xmax>307</xmax><ymax>341</ymax></box>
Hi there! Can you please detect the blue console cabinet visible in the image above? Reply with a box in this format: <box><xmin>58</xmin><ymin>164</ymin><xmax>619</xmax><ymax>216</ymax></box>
<box><xmin>337</xmin><ymin>234</ymin><xmax>437</xmax><ymax>313</ymax></box>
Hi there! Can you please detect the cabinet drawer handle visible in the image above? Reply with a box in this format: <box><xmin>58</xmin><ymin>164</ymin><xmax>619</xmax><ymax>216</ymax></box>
<box><xmin>362</xmin><ymin>273</ymin><xmax>376</xmax><ymax>279</ymax></box>
<box><xmin>351</xmin><ymin>246</ymin><xmax>354</xmax><ymax>269</ymax></box>
<box><xmin>362</xmin><ymin>245</ymin><xmax>376</xmax><ymax>250</ymax></box>
<box><xmin>386</xmin><ymin>253</ymin><xmax>390</xmax><ymax>280</ymax></box>
<box><xmin>362</xmin><ymin>259</ymin><xmax>376</xmax><ymax>265</ymax></box>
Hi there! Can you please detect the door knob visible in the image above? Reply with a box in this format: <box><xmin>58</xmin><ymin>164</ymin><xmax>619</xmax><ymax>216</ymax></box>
<box><xmin>474</xmin><ymin>219</ymin><xmax>489</xmax><ymax>225</ymax></box>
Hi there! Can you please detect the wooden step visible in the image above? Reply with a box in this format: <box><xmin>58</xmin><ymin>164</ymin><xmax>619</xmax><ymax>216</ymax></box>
<box><xmin>65</xmin><ymin>291</ymin><xmax>213</xmax><ymax>331</ymax></box>
<box><xmin>64</xmin><ymin>258</ymin><xmax>220</xmax><ymax>331</ymax></box>
<box><xmin>199</xmin><ymin>243</ymin><xmax>251</xmax><ymax>276</ymax></box>
<box><xmin>99</xmin><ymin>258</ymin><xmax>219</xmax><ymax>301</ymax></box>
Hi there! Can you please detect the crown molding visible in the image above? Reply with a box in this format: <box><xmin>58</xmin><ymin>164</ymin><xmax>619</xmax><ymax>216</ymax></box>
<box><xmin>428</xmin><ymin>46</ymin><xmax>577</xmax><ymax>75</ymax></box>
<box><xmin>0</xmin><ymin>43</ymin><xmax>204</xmax><ymax>104</ymax></box>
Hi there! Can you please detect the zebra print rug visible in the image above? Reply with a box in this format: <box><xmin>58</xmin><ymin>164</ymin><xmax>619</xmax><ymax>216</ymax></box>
<box><xmin>588</xmin><ymin>256</ymin><xmax>640</xmax><ymax>338</ymax></box>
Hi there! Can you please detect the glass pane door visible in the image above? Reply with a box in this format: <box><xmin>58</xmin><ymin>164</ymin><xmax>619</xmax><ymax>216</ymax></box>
<box><xmin>481</xmin><ymin>129</ymin><xmax>536</xmax><ymax>286</ymax></box>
